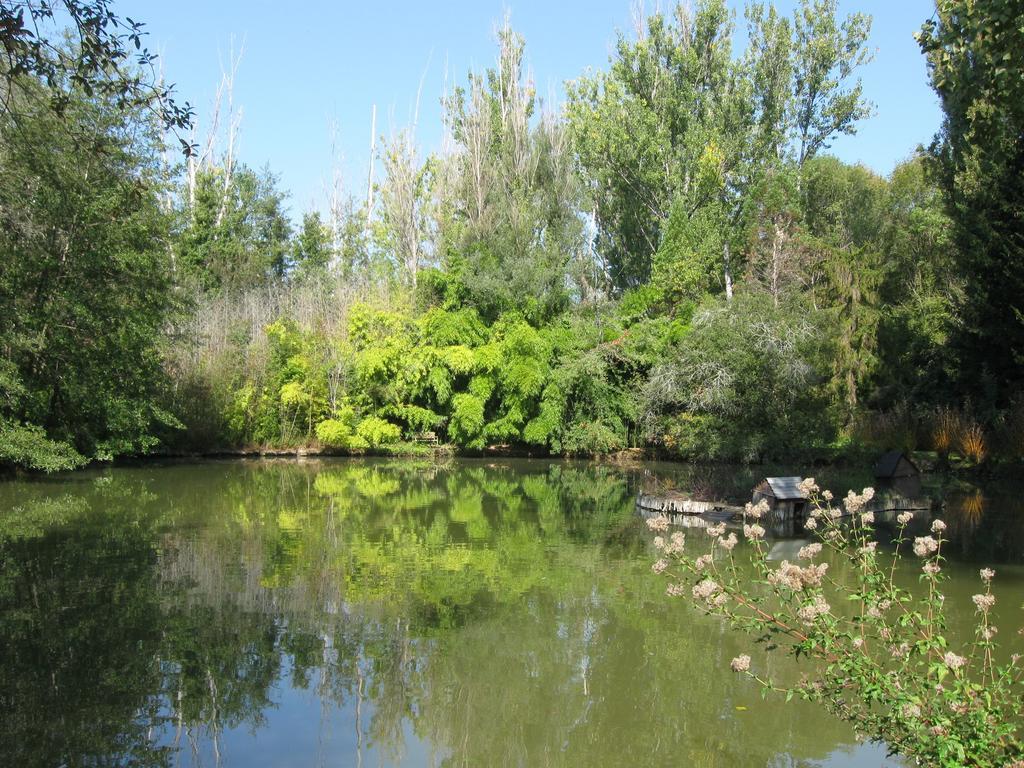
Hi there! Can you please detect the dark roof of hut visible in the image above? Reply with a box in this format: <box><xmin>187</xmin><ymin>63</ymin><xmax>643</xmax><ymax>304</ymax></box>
<box><xmin>873</xmin><ymin>450</ymin><xmax>918</xmax><ymax>478</ymax></box>
<box><xmin>764</xmin><ymin>477</ymin><xmax>806</xmax><ymax>500</ymax></box>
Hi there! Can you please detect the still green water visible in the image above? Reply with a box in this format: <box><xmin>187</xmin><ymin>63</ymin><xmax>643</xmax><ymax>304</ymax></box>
<box><xmin>1</xmin><ymin>458</ymin><xmax>1021</xmax><ymax>767</ymax></box>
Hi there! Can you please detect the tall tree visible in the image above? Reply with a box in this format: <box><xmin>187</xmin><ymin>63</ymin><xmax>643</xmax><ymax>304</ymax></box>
<box><xmin>175</xmin><ymin>164</ymin><xmax>292</xmax><ymax>293</ymax></box>
<box><xmin>800</xmin><ymin>156</ymin><xmax>887</xmax><ymax>415</ymax></box>
<box><xmin>291</xmin><ymin>210</ymin><xmax>334</xmax><ymax>281</ymax></box>
<box><xmin>378</xmin><ymin>130</ymin><xmax>432</xmax><ymax>288</ymax></box>
<box><xmin>917</xmin><ymin>0</ymin><xmax>1024</xmax><ymax>404</ymax></box>
<box><xmin>438</xmin><ymin>21</ymin><xmax>582</xmax><ymax>323</ymax></box>
<box><xmin>566</xmin><ymin>0</ymin><xmax>738</xmax><ymax>293</ymax></box>
<box><xmin>790</xmin><ymin>0</ymin><xmax>873</xmax><ymax>168</ymax></box>
<box><xmin>874</xmin><ymin>155</ymin><xmax>959</xmax><ymax>405</ymax></box>
<box><xmin>567</xmin><ymin>0</ymin><xmax>873</xmax><ymax>297</ymax></box>
<box><xmin>0</xmin><ymin>76</ymin><xmax>177</xmax><ymax>469</ymax></box>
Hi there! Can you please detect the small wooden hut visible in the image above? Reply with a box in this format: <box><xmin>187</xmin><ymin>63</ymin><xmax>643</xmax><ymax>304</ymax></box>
<box><xmin>752</xmin><ymin>477</ymin><xmax>809</xmax><ymax>524</ymax></box>
<box><xmin>873</xmin><ymin>451</ymin><xmax>921</xmax><ymax>496</ymax></box>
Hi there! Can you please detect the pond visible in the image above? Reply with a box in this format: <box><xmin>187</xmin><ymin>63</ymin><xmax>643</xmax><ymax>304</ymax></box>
<box><xmin>1</xmin><ymin>458</ymin><xmax>1022</xmax><ymax>767</ymax></box>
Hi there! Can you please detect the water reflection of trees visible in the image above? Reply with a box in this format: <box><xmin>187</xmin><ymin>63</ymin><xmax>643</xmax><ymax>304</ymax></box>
<box><xmin>0</xmin><ymin>493</ymin><xmax>167</xmax><ymax>767</ymax></box>
<box><xmin>941</xmin><ymin>483</ymin><xmax>1024</xmax><ymax>563</ymax></box>
<box><xmin>0</xmin><ymin>461</ymin><xmax>901</xmax><ymax>767</ymax></box>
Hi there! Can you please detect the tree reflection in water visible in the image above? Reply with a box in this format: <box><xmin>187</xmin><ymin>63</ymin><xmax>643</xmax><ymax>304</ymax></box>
<box><xmin>6</xmin><ymin>459</ymin><xmax>1015</xmax><ymax>766</ymax></box>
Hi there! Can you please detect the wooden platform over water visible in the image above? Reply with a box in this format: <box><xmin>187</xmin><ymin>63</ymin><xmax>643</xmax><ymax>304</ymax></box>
<box><xmin>636</xmin><ymin>488</ymin><xmax>938</xmax><ymax>538</ymax></box>
<box><xmin>636</xmin><ymin>491</ymin><xmax>742</xmax><ymax>516</ymax></box>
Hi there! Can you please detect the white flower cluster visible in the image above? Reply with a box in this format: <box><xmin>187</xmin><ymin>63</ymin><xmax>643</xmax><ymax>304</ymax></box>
<box><xmin>889</xmin><ymin>642</ymin><xmax>910</xmax><ymax>660</ymax></box>
<box><xmin>866</xmin><ymin>599</ymin><xmax>892</xmax><ymax>619</ymax></box>
<box><xmin>665</xmin><ymin>531</ymin><xmax>685</xmax><ymax>555</ymax></box>
<box><xmin>744</xmin><ymin>499</ymin><xmax>769</xmax><ymax>519</ymax></box>
<box><xmin>730</xmin><ymin>654</ymin><xmax>751</xmax><ymax>672</ymax></box>
<box><xmin>797</xmin><ymin>595</ymin><xmax>831</xmax><ymax>625</ymax></box>
<box><xmin>646</xmin><ymin>514</ymin><xmax>670</xmax><ymax>533</ymax></box>
<box><xmin>718</xmin><ymin>532</ymin><xmax>738</xmax><ymax>552</ymax></box>
<box><xmin>901</xmin><ymin>703</ymin><xmax>921</xmax><ymax>719</ymax></box>
<box><xmin>858</xmin><ymin>541</ymin><xmax>878</xmax><ymax>557</ymax></box>
<box><xmin>897</xmin><ymin>511</ymin><xmax>914</xmax><ymax>525</ymax></box>
<box><xmin>768</xmin><ymin>560</ymin><xmax>829</xmax><ymax>591</ymax></box>
<box><xmin>912</xmin><ymin>536</ymin><xmax>939</xmax><ymax>558</ymax></box>
<box><xmin>797</xmin><ymin>542</ymin><xmax>822</xmax><ymax>560</ymax></box>
<box><xmin>843</xmin><ymin>487</ymin><xmax>875</xmax><ymax>515</ymax></box>
<box><xmin>980</xmin><ymin>567</ymin><xmax>995</xmax><ymax>583</ymax></box>
<box><xmin>692</xmin><ymin>578</ymin><xmax>720</xmax><ymax>600</ymax></box>
<box><xmin>691</xmin><ymin>579</ymin><xmax>729</xmax><ymax>609</ymax></box>
<box><xmin>743</xmin><ymin>523</ymin><xmax>765</xmax><ymax>540</ymax></box>
<box><xmin>798</xmin><ymin>478</ymin><xmax>820</xmax><ymax>496</ymax></box>
<box><xmin>705</xmin><ymin>522</ymin><xmax>727</xmax><ymax>538</ymax></box>
<box><xmin>943</xmin><ymin>651</ymin><xmax>966</xmax><ymax>671</ymax></box>
<box><xmin>972</xmin><ymin>593</ymin><xmax>995</xmax><ymax>612</ymax></box>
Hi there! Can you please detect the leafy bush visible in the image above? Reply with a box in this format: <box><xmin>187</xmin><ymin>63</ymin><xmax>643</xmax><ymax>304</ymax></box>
<box><xmin>641</xmin><ymin>295</ymin><xmax>837</xmax><ymax>461</ymax></box>
<box><xmin>560</xmin><ymin>421</ymin><xmax>622</xmax><ymax>455</ymax></box>
<box><xmin>354</xmin><ymin>416</ymin><xmax>401</xmax><ymax>447</ymax></box>
<box><xmin>448</xmin><ymin>394</ymin><xmax>486</xmax><ymax>449</ymax></box>
<box><xmin>315</xmin><ymin>418</ymin><xmax>353</xmax><ymax>449</ymax></box>
<box><xmin>315</xmin><ymin>405</ymin><xmax>360</xmax><ymax>449</ymax></box>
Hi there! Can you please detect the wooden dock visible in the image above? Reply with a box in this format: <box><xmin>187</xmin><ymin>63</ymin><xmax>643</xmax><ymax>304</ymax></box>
<box><xmin>636</xmin><ymin>491</ymin><xmax>742</xmax><ymax>517</ymax></box>
<box><xmin>636</xmin><ymin>488</ymin><xmax>937</xmax><ymax>538</ymax></box>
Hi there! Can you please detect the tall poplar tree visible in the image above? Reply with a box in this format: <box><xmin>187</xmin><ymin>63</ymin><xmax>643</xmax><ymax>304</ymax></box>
<box><xmin>917</xmin><ymin>0</ymin><xmax>1024</xmax><ymax>403</ymax></box>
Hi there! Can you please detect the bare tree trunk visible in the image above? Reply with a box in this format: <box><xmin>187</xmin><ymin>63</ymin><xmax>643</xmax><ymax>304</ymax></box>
<box><xmin>723</xmin><ymin>241</ymin><xmax>734</xmax><ymax>300</ymax></box>
<box><xmin>380</xmin><ymin>130</ymin><xmax>427</xmax><ymax>287</ymax></box>
<box><xmin>464</xmin><ymin>84</ymin><xmax>491</xmax><ymax>226</ymax></box>
<box><xmin>771</xmin><ymin>219</ymin><xmax>783</xmax><ymax>307</ymax></box>
<box><xmin>207</xmin><ymin>668</ymin><xmax>222</xmax><ymax>767</ymax></box>
<box><xmin>355</xmin><ymin>662</ymin><xmax>365</xmax><ymax>768</ymax></box>
<box><xmin>366</xmin><ymin>104</ymin><xmax>376</xmax><ymax>231</ymax></box>
<box><xmin>185</xmin><ymin>40</ymin><xmax>244</xmax><ymax>227</ymax></box>
<box><xmin>213</xmin><ymin>45</ymin><xmax>244</xmax><ymax>229</ymax></box>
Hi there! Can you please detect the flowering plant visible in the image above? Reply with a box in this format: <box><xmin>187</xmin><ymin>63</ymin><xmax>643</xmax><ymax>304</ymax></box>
<box><xmin>649</xmin><ymin>480</ymin><xmax>1022</xmax><ymax>768</ymax></box>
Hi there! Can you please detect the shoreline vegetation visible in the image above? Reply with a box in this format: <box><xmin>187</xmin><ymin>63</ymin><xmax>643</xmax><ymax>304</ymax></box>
<box><xmin>1</xmin><ymin>1</ymin><xmax>1023</xmax><ymax>765</ymax></box>
<box><xmin>23</xmin><ymin>445</ymin><xmax>1014</xmax><ymax>493</ymax></box>
<box><xmin>1</xmin><ymin>1</ymin><xmax>1022</xmax><ymax>479</ymax></box>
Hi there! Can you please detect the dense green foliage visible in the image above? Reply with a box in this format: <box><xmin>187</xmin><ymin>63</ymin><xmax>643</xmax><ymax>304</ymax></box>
<box><xmin>0</xmin><ymin>0</ymin><xmax>1022</xmax><ymax>470</ymax></box>
<box><xmin>917</xmin><ymin>0</ymin><xmax>1024</xmax><ymax>406</ymax></box>
<box><xmin>0</xmin><ymin>79</ymin><xmax>178</xmax><ymax>470</ymax></box>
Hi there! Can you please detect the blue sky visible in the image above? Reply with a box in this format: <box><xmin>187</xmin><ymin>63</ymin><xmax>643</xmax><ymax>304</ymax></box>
<box><xmin>121</xmin><ymin>0</ymin><xmax>941</xmax><ymax>218</ymax></box>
